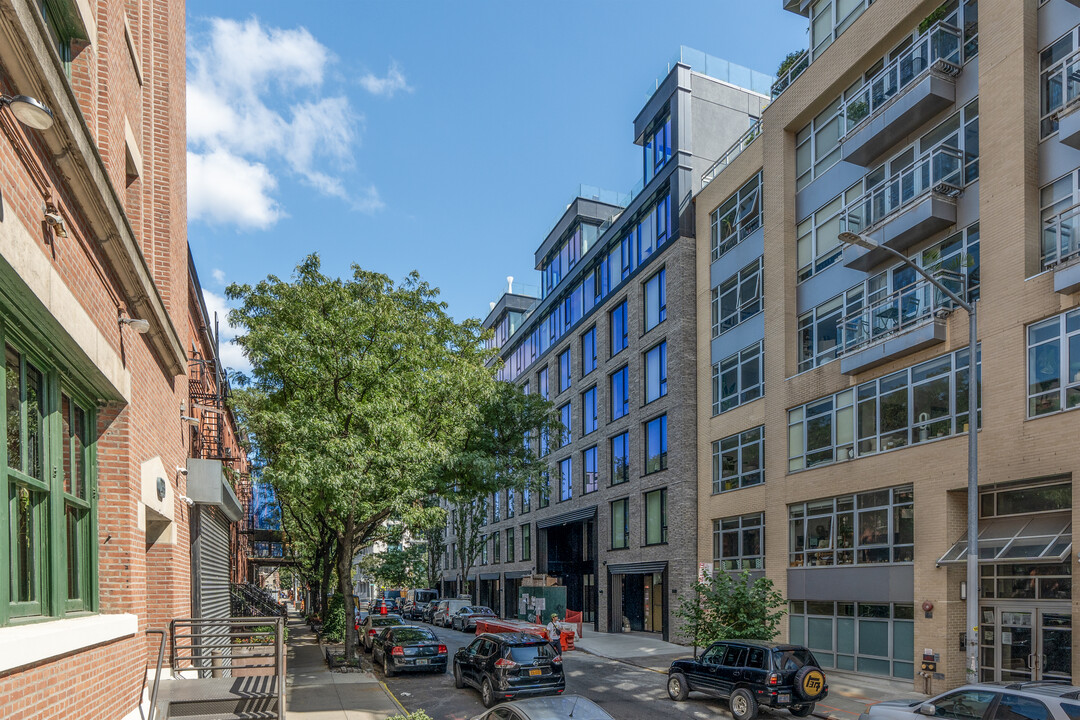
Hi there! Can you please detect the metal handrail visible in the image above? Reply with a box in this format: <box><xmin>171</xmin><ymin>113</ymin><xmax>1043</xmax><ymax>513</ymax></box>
<box><xmin>771</xmin><ymin>50</ymin><xmax>809</xmax><ymax>99</ymax></box>
<box><xmin>701</xmin><ymin>118</ymin><xmax>762</xmax><ymax>188</ymax></box>
<box><xmin>839</xmin><ymin>21</ymin><xmax>962</xmax><ymax>141</ymax></box>
<box><xmin>1042</xmin><ymin>201</ymin><xmax>1080</xmax><ymax>269</ymax></box>
<box><xmin>145</xmin><ymin>629</ymin><xmax>166</xmax><ymax>720</ymax></box>
<box><xmin>838</xmin><ymin>271</ymin><xmax>965</xmax><ymax>354</ymax></box>
<box><xmin>841</xmin><ymin>145</ymin><xmax>964</xmax><ymax>236</ymax></box>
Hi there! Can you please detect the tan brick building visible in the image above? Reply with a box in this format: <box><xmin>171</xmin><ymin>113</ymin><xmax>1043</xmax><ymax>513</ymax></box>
<box><xmin>696</xmin><ymin>0</ymin><xmax>1080</xmax><ymax>692</ymax></box>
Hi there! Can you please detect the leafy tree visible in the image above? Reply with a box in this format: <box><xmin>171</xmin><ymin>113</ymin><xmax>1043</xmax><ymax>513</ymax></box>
<box><xmin>322</xmin><ymin>593</ymin><xmax>348</xmax><ymax>644</ymax></box>
<box><xmin>776</xmin><ymin>50</ymin><xmax>807</xmax><ymax>79</ymax></box>
<box><xmin>360</xmin><ymin>536</ymin><xmax>429</xmax><ymax>590</ymax></box>
<box><xmin>452</xmin><ymin>499</ymin><xmax>491</xmax><ymax>600</ymax></box>
<box><xmin>674</xmin><ymin>570</ymin><xmax>786</xmax><ymax>650</ymax></box>
<box><xmin>227</xmin><ymin>255</ymin><xmax>493</xmax><ymax>662</ymax></box>
<box><xmin>421</xmin><ymin>524</ymin><xmax>446</xmax><ymax>590</ymax></box>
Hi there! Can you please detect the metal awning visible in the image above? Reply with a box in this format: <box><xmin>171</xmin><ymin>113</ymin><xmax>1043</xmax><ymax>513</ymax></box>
<box><xmin>938</xmin><ymin>513</ymin><xmax>1072</xmax><ymax>564</ymax></box>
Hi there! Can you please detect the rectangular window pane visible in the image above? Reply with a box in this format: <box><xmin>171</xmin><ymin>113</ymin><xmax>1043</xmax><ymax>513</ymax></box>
<box><xmin>5</xmin><ymin>345</ymin><xmax>21</xmax><ymax>472</ymax></box>
<box><xmin>612</xmin><ymin>432</ymin><xmax>629</xmax><ymax>484</ymax></box>
<box><xmin>612</xmin><ymin>500</ymin><xmax>628</xmax><ymax>549</ymax></box>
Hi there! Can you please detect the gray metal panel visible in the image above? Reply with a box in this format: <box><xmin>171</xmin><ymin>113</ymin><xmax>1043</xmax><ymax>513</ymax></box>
<box><xmin>795</xmin><ymin>161</ymin><xmax>867</xmax><ymax>225</ymax></box>
<box><xmin>608</xmin><ymin>561</ymin><xmax>668</xmax><ymax>576</ymax></box>
<box><xmin>187</xmin><ymin>458</ymin><xmax>243</xmax><ymax>522</ymax></box>
<box><xmin>1039</xmin><ymin>138</ymin><xmax>1080</xmax><ymax>186</ymax></box>
<box><xmin>482</xmin><ymin>294</ymin><xmax>538</xmax><ymax>330</ymax></box>
<box><xmin>536</xmin><ymin>505</ymin><xmax>598</xmax><ymax>529</ymax></box>
<box><xmin>955</xmin><ymin>56</ymin><xmax>979</xmax><ymax>108</ymax></box>
<box><xmin>479</xmin><ymin>573</ymin><xmax>500</xmax><ymax>581</ymax></box>
<box><xmin>710</xmin><ymin>227</ymin><xmax>765</xmax><ymax>289</ymax></box>
<box><xmin>796</xmin><ymin>263</ymin><xmax>868</xmax><ymax>315</ymax></box>
<box><xmin>1054</xmin><ymin>262</ymin><xmax>1080</xmax><ymax>294</ymax></box>
<box><xmin>842</xmin><ymin>73</ymin><xmax>956</xmax><ymax>167</ymax></box>
<box><xmin>1056</xmin><ymin>105</ymin><xmax>1080</xmax><ymax>152</ymax></box>
<box><xmin>711</xmin><ymin>312</ymin><xmax>765</xmax><ymax>367</ymax></box>
<box><xmin>786</xmin><ymin>565</ymin><xmax>914</xmax><ymax>603</ymax></box>
<box><xmin>194</xmin><ymin>506</ymin><xmax>232</xmax><ymax>621</ymax></box>
<box><xmin>534</xmin><ymin>201</ymin><xmax>621</xmax><ymax>269</ymax></box>
<box><xmin>1041</xmin><ymin>1</ymin><xmax>1080</xmax><ymax>45</ymax></box>
<box><xmin>843</xmin><ymin>195</ymin><xmax>957</xmax><ymax>272</ymax></box>
<box><xmin>839</xmin><ymin>319</ymin><xmax>947</xmax><ymax>375</ymax></box>
<box><xmin>956</xmin><ymin>181</ymin><xmax>979</xmax><ymax>229</ymax></box>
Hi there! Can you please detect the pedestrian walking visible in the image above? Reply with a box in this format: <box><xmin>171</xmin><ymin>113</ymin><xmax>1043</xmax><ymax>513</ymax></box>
<box><xmin>546</xmin><ymin>613</ymin><xmax>562</xmax><ymax>656</ymax></box>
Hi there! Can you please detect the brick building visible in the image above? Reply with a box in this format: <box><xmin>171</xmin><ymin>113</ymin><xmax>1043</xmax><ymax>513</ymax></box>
<box><xmin>0</xmin><ymin>0</ymin><xmax>247</xmax><ymax>717</ymax></box>
<box><xmin>697</xmin><ymin>0</ymin><xmax>1080</xmax><ymax>691</ymax></box>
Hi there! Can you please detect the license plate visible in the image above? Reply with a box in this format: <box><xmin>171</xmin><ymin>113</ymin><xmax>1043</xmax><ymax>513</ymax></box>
<box><xmin>415</xmin><ymin>659</ymin><xmax>428</xmax><ymax>665</ymax></box>
<box><xmin>779</xmin><ymin>693</ymin><xmax>790</xmax><ymax>703</ymax></box>
<box><xmin>528</xmin><ymin>668</ymin><xmax>542</xmax><ymax>676</ymax></box>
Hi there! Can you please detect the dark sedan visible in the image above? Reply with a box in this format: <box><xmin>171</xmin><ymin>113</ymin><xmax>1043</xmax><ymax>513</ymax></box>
<box><xmin>372</xmin><ymin>625</ymin><xmax>448</xmax><ymax>677</ymax></box>
<box><xmin>451</xmin><ymin>606</ymin><xmax>498</xmax><ymax>632</ymax></box>
<box><xmin>453</xmin><ymin>632</ymin><xmax>565</xmax><ymax>708</ymax></box>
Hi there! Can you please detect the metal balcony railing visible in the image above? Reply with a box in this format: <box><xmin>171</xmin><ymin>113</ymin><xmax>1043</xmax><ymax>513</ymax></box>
<box><xmin>838</xmin><ymin>21</ymin><xmax>962</xmax><ymax>140</ymax></box>
<box><xmin>771</xmin><ymin>50</ymin><xmax>809</xmax><ymax>99</ymax></box>
<box><xmin>838</xmin><ymin>271</ymin><xmax>965</xmax><ymax>355</ymax></box>
<box><xmin>1042</xmin><ymin>202</ymin><xmax>1080</xmax><ymax>270</ymax></box>
<box><xmin>702</xmin><ymin>118</ymin><xmax>762</xmax><ymax>188</ymax></box>
<box><xmin>841</xmin><ymin>145</ymin><xmax>964</xmax><ymax>235</ymax></box>
<box><xmin>1051</xmin><ymin>48</ymin><xmax>1080</xmax><ymax>118</ymax></box>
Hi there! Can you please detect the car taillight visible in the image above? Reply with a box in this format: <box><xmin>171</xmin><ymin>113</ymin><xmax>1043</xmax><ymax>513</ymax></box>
<box><xmin>354</xmin><ymin>624</ymin><xmax>359</xmax><ymax>631</ymax></box>
<box><xmin>768</xmin><ymin>672</ymin><xmax>779</xmax><ymax>685</ymax></box>
<box><xmin>368</xmin><ymin>629</ymin><xmax>377</xmax><ymax>636</ymax></box>
<box><xmin>494</xmin><ymin>658</ymin><xmax>517</xmax><ymax>668</ymax></box>
<box><xmin>438</xmin><ymin>645</ymin><xmax>447</xmax><ymax>653</ymax></box>
<box><xmin>552</xmin><ymin>655</ymin><xmax>562</xmax><ymax>664</ymax></box>
<box><xmin>391</xmin><ymin>646</ymin><xmax>404</xmax><ymax>656</ymax></box>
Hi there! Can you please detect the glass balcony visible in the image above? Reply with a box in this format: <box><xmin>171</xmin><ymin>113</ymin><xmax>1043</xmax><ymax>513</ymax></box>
<box><xmin>1043</xmin><ymin>202</ymin><xmax>1080</xmax><ymax>270</ymax></box>
<box><xmin>771</xmin><ymin>50</ymin><xmax>809</xmax><ymax>99</ymax></box>
<box><xmin>701</xmin><ymin>118</ymin><xmax>762</xmax><ymax>188</ymax></box>
<box><xmin>1054</xmin><ymin>49</ymin><xmax>1080</xmax><ymax>150</ymax></box>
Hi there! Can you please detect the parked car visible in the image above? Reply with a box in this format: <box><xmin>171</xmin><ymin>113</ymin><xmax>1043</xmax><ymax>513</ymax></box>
<box><xmin>452</xmin><ymin>606</ymin><xmax>499</xmax><ymax>632</ymax></box>
<box><xmin>859</xmin><ymin>682</ymin><xmax>1080</xmax><ymax>720</ymax></box>
<box><xmin>422</xmin><ymin>601</ymin><xmax>438</xmax><ymax>624</ymax></box>
<box><xmin>368</xmin><ymin>598</ymin><xmax>396</xmax><ymax>615</ymax></box>
<box><xmin>359</xmin><ymin>613</ymin><xmax>406</xmax><ymax>652</ymax></box>
<box><xmin>402</xmin><ymin>600</ymin><xmax>429</xmax><ymax>621</ymax></box>
<box><xmin>667</xmin><ymin>640</ymin><xmax>827</xmax><ymax>720</ymax></box>
<box><xmin>469</xmin><ymin>695</ymin><xmax>614</xmax><ymax>720</ymax></box>
<box><xmin>371</xmin><ymin>625</ymin><xmax>448</xmax><ymax>677</ymax></box>
<box><xmin>433</xmin><ymin>598</ymin><xmax>473</xmax><ymax>627</ymax></box>
<box><xmin>453</xmin><ymin>632</ymin><xmax>565</xmax><ymax>708</ymax></box>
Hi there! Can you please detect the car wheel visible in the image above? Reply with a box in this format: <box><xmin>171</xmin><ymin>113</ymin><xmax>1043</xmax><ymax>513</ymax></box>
<box><xmin>667</xmin><ymin>673</ymin><xmax>689</xmax><ymax>701</ymax></box>
<box><xmin>730</xmin><ymin>688</ymin><xmax>759</xmax><ymax>720</ymax></box>
<box><xmin>481</xmin><ymin>677</ymin><xmax>497</xmax><ymax>708</ymax></box>
<box><xmin>793</xmin><ymin>666</ymin><xmax>827</xmax><ymax>702</ymax></box>
<box><xmin>453</xmin><ymin>662</ymin><xmax>465</xmax><ymax>689</ymax></box>
<box><xmin>383</xmin><ymin>655</ymin><xmax>396</xmax><ymax>678</ymax></box>
<box><xmin>790</xmin><ymin>703</ymin><xmax>815</xmax><ymax>717</ymax></box>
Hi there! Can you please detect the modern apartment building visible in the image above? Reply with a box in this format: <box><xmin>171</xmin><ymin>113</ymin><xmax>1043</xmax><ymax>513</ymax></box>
<box><xmin>440</xmin><ymin>49</ymin><xmax>770</xmax><ymax>641</ymax></box>
<box><xmin>696</xmin><ymin>0</ymin><xmax>1080</xmax><ymax>692</ymax></box>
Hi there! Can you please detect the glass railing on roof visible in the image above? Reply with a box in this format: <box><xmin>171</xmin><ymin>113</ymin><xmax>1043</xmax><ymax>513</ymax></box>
<box><xmin>647</xmin><ymin>46</ymin><xmax>773</xmax><ymax>100</ymax></box>
<box><xmin>702</xmin><ymin>118</ymin><xmax>762</xmax><ymax>188</ymax></box>
<box><xmin>1042</xmin><ymin>202</ymin><xmax>1080</xmax><ymax>270</ymax></box>
<box><xmin>841</xmin><ymin>145</ymin><xmax>963</xmax><ymax>235</ymax></box>
<box><xmin>598</xmin><ymin>178</ymin><xmax>645</xmax><ymax>236</ymax></box>
<box><xmin>839</xmin><ymin>21</ymin><xmax>962</xmax><ymax>139</ymax></box>
<box><xmin>771</xmin><ymin>50</ymin><xmax>809</xmax><ymax>99</ymax></box>
<box><xmin>838</xmin><ymin>271</ymin><xmax>965</xmax><ymax>355</ymax></box>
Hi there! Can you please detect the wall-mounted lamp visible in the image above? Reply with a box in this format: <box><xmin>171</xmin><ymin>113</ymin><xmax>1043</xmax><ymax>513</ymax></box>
<box><xmin>119</xmin><ymin>316</ymin><xmax>150</xmax><ymax>333</ymax></box>
<box><xmin>177</xmin><ymin>495</ymin><xmax>195</xmax><ymax>507</ymax></box>
<box><xmin>0</xmin><ymin>94</ymin><xmax>54</xmax><ymax>130</ymax></box>
<box><xmin>181</xmin><ymin>415</ymin><xmax>200</xmax><ymax>427</ymax></box>
<box><xmin>43</xmin><ymin>202</ymin><xmax>67</xmax><ymax>238</ymax></box>
<box><xmin>960</xmin><ymin>581</ymin><xmax>967</xmax><ymax>601</ymax></box>
<box><xmin>176</xmin><ymin>466</ymin><xmax>188</xmax><ymax>476</ymax></box>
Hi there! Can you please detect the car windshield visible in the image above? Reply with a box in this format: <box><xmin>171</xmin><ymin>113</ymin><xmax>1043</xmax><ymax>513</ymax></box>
<box><xmin>371</xmin><ymin>617</ymin><xmax>403</xmax><ymax>626</ymax></box>
<box><xmin>772</xmin><ymin>647</ymin><xmax>816</xmax><ymax>672</ymax></box>
<box><xmin>471</xmin><ymin>607</ymin><xmax>494</xmax><ymax>614</ymax></box>
<box><xmin>508</xmin><ymin>644</ymin><xmax>558</xmax><ymax>663</ymax></box>
<box><xmin>392</xmin><ymin>628</ymin><xmax>436</xmax><ymax>642</ymax></box>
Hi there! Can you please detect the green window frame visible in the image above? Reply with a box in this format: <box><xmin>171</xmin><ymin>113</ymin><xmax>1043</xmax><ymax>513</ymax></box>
<box><xmin>520</xmin><ymin>524</ymin><xmax>531</xmax><ymax>562</ymax></box>
<box><xmin>2</xmin><ymin>324</ymin><xmax>97</xmax><ymax>626</ymax></box>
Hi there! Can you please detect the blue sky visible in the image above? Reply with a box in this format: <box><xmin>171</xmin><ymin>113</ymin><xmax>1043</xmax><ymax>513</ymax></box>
<box><xmin>184</xmin><ymin>1</ymin><xmax>808</xmax><ymax>371</ymax></box>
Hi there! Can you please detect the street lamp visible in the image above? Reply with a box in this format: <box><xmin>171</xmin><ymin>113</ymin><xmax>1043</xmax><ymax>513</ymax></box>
<box><xmin>838</xmin><ymin>231</ymin><xmax>979</xmax><ymax>681</ymax></box>
<box><xmin>0</xmin><ymin>94</ymin><xmax>54</xmax><ymax>130</ymax></box>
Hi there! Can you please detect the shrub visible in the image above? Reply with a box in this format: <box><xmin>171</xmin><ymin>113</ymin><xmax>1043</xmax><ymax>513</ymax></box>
<box><xmin>321</xmin><ymin>594</ymin><xmax>347</xmax><ymax>644</ymax></box>
<box><xmin>388</xmin><ymin>712</ymin><xmax>432</xmax><ymax>720</ymax></box>
<box><xmin>674</xmin><ymin>569</ymin><xmax>786</xmax><ymax>649</ymax></box>
<box><xmin>776</xmin><ymin>50</ymin><xmax>807</xmax><ymax>79</ymax></box>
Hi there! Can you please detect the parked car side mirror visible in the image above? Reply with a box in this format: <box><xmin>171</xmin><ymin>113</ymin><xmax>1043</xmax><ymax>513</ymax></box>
<box><xmin>917</xmin><ymin>704</ymin><xmax>937</xmax><ymax>717</ymax></box>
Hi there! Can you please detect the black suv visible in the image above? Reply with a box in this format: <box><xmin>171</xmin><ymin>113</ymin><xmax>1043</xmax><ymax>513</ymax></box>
<box><xmin>453</xmin><ymin>632</ymin><xmax>565</xmax><ymax>708</ymax></box>
<box><xmin>667</xmin><ymin>640</ymin><xmax>827</xmax><ymax>720</ymax></box>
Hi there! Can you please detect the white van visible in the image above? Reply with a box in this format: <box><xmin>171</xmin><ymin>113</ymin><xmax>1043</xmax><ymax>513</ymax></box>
<box><xmin>432</xmin><ymin>598</ymin><xmax>472</xmax><ymax>627</ymax></box>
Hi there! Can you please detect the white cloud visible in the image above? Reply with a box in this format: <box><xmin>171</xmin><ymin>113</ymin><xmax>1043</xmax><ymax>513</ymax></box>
<box><xmin>201</xmin><ymin>288</ymin><xmax>250</xmax><ymax>373</ymax></box>
<box><xmin>359</xmin><ymin>62</ymin><xmax>412</xmax><ymax>97</ymax></box>
<box><xmin>211</xmin><ymin>268</ymin><xmax>226</xmax><ymax>285</ymax></box>
<box><xmin>187</xmin><ymin>150</ymin><xmax>283</xmax><ymax>230</ymax></box>
<box><xmin>186</xmin><ymin>17</ymin><xmax>383</xmax><ymax>229</ymax></box>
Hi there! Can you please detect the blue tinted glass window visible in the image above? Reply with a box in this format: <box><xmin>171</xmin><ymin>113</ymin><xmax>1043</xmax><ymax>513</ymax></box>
<box><xmin>582</xmin><ymin>387</ymin><xmax>597</xmax><ymax>435</ymax></box>
<box><xmin>611</xmin><ymin>366</ymin><xmax>629</xmax><ymax>420</ymax></box>
<box><xmin>583</xmin><ymin>447</ymin><xmax>598</xmax><ymax>494</ymax></box>
<box><xmin>645</xmin><ymin>342</ymin><xmax>667</xmax><ymax>403</ymax></box>
<box><xmin>559</xmin><ymin>457</ymin><xmax>572</xmax><ymax>502</ymax></box>
<box><xmin>611</xmin><ymin>302</ymin><xmax>628</xmax><ymax>356</ymax></box>
<box><xmin>559</xmin><ymin>402</ymin><xmax>571</xmax><ymax>446</ymax></box>
<box><xmin>611</xmin><ymin>431</ymin><xmax>629</xmax><ymax>484</ymax></box>
<box><xmin>582</xmin><ymin>328</ymin><xmax>597</xmax><ymax>375</ymax></box>
<box><xmin>559</xmin><ymin>349</ymin><xmax>571</xmax><ymax>393</ymax></box>
<box><xmin>645</xmin><ymin>269</ymin><xmax>666</xmax><ymax>332</ymax></box>
<box><xmin>645</xmin><ymin>415</ymin><xmax>668</xmax><ymax>474</ymax></box>
<box><xmin>538</xmin><ymin>367</ymin><xmax>549</xmax><ymax>400</ymax></box>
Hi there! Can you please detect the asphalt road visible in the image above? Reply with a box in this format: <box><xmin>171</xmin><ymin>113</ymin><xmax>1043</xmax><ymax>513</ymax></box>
<box><xmin>373</xmin><ymin>621</ymin><xmax>743</xmax><ymax>720</ymax></box>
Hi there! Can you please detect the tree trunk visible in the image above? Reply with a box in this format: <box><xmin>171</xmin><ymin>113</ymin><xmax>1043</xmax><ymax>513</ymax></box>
<box><xmin>338</xmin><ymin>514</ymin><xmax>358</xmax><ymax>663</ymax></box>
<box><xmin>320</xmin><ymin>551</ymin><xmax>333</xmax><ymax>619</ymax></box>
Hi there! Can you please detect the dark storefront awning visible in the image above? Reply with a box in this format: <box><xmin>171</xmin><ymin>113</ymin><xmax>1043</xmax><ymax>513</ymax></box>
<box><xmin>536</xmin><ymin>505</ymin><xmax>597</xmax><ymax>529</ymax></box>
<box><xmin>938</xmin><ymin>513</ymin><xmax>1071</xmax><ymax>564</ymax></box>
<box><xmin>608</xmin><ymin>561</ymin><xmax>668</xmax><ymax>575</ymax></box>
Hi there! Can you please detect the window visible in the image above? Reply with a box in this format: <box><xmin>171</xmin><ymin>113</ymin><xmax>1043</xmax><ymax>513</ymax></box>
<box><xmin>558</xmin><ymin>348</ymin><xmax>571</xmax><ymax>393</ymax></box>
<box><xmin>481</xmin><ymin>535</ymin><xmax>488</xmax><ymax>565</ymax></box>
<box><xmin>644</xmin><ymin>489</ymin><xmax>668</xmax><ymax>545</ymax></box>
<box><xmin>493</xmin><ymin>529</ymin><xmax>500</xmax><ymax>563</ymax></box>
<box><xmin>789</xmin><ymin>485</ymin><xmax>914</xmax><ymax>567</ymax></box>
<box><xmin>789</xmin><ymin>347</ymin><xmax>980</xmax><ymax>471</ymax></box>
<box><xmin>1027</xmin><ymin>309</ymin><xmax>1080</xmax><ymax>417</ymax></box>
<box><xmin>538</xmin><ymin>367</ymin><xmax>549</xmax><ymax>400</ymax></box>
<box><xmin>712</xmin><ymin>257</ymin><xmax>762</xmax><ymax>336</ymax></box>
<box><xmin>582</xmin><ymin>387</ymin><xmax>597</xmax><ymax>436</ymax></box>
<box><xmin>711</xmin><ymin>173</ymin><xmax>762</xmax><ymax>261</ymax></box>
<box><xmin>810</xmin><ymin>0</ymin><xmax>871</xmax><ymax>60</ymax></box>
<box><xmin>3</xmin><ymin>340</ymin><xmax>97</xmax><ymax>624</ymax></box>
<box><xmin>493</xmin><ymin>492</ymin><xmax>501</xmax><ymax>522</ymax></box>
<box><xmin>713</xmin><ymin>512</ymin><xmax>764</xmax><ymax>570</ymax></box>
<box><xmin>788</xmin><ymin>600</ymin><xmax>915</xmax><ymax>679</ymax></box>
<box><xmin>559</xmin><ymin>402</ymin><xmax>571</xmax><ymax>446</ymax></box>
<box><xmin>610</xmin><ymin>366</ymin><xmax>629</xmax><ymax>420</ymax></box>
<box><xmin>712</xmin><ymin>341</ymin><xmax>763</xmax><ymax>414</ymax></box>
<box><xmin>581</xmin><ymin>327</ymin><xmax>597</xmax><ymax>376</ymax></box>
<box><xmin>798</xmin><ymin>288</ymin><xmax>863</xmax><ymax>372</ymax></box>
<box><xmin>451</xmin><ymin>543</ymin><xmax>457</xmax><ymax>568</ymax></box>
<box><xmin>611</xmin><ymin>499</ymin><xmax>629</xmax><ymax>549</ymax></box>
<box><xmin>610</xmin><ymin>301</ymin><xmax>628</xmax><ymax>356</ymax></box>
<box><xmin>644</xmin><ymin>415</ymin><xmax>667</xmax><ymax>474</ymax></box>
<box><xmin>644</xmin><ymin>116</ymin><xmax>672</xmax><ymax>184</ymax></box>
<box><xmin>507</xmin><ymin>488</ymin><xmax>515</xmax><ymax>518</ymax></box>
<box><xmin>583</xmin><ymin>446</ymin><xmax>598</xmax><ymax>494</ymax></box>
<box><xmin>521</xmin><ymin>485</ymin><xmax>530</xmax><ymax>514</ymax></box>
<box><xmin>933</xmin><ymin>691</ymin><xmax>998</xmax><ymax>720</ymax></box>
<box><xmin>1041</xmin><ymin>171</ymin><xmax>1080</xmax><ymax>269</ymax></box>
<box><xmin>611</xmin><ymin>432</ymin><xmax>629</xmax><ymax>484</ymax></box>
<box><xmin>558</xmin><ymin>458</ymin><xmax>572</xmax><ymax>502</ymax></box>
<box><xmin>713</xmin><ymin>427</ymin><xmax>763</xmax><ymax>493</ymax></box>
<box><xmin>1041</xmin><ymin>26</ymin><xmax>1080</xmax><ymax>138</ymax></box>
<box><xmin>644</xmin><ymin>269</ymin><xmax>666</xmax><ymax>332</ymax></box>
<box><xmin>506</xmin><ymin>528</ymin><xmax>515</xmax><ymax>563</ymax></box>
<box><xmin>521</xmin><ymin>524</ymin><xmax>531</xmax><ymax>561</ymax></box>
<box><xmin>539</xmin><ymin>472</ymin><xmax>550</xmax><ymax>509</ymax></box>
<box><xmin>644</xmin><ymin>342</ymin><xmax>667</xmax><ymax>404</ymax></box>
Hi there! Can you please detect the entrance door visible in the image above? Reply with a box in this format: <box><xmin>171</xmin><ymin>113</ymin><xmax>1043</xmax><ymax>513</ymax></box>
<box><xmin>981</xmin><ymin>606</ymin><xmax>1072</xmax><ymax>682</ymax></box>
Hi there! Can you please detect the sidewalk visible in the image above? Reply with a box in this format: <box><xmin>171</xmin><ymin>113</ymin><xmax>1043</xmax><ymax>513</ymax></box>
<box><xmin>285</xmin><ymin>615</ymin><xmax>405</xmax><ymax>719</ymax></box>
<box><xmin>573</xmin><ymin>632</ymin><xmax>923</xmax><ymax>720</ymax></box>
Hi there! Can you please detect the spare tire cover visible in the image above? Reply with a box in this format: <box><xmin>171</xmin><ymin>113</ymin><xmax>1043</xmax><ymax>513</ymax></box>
<box><xmin>793</xmin><ymin>665</ymin><xmax>826</xmax><ymax>701</ymax></box>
